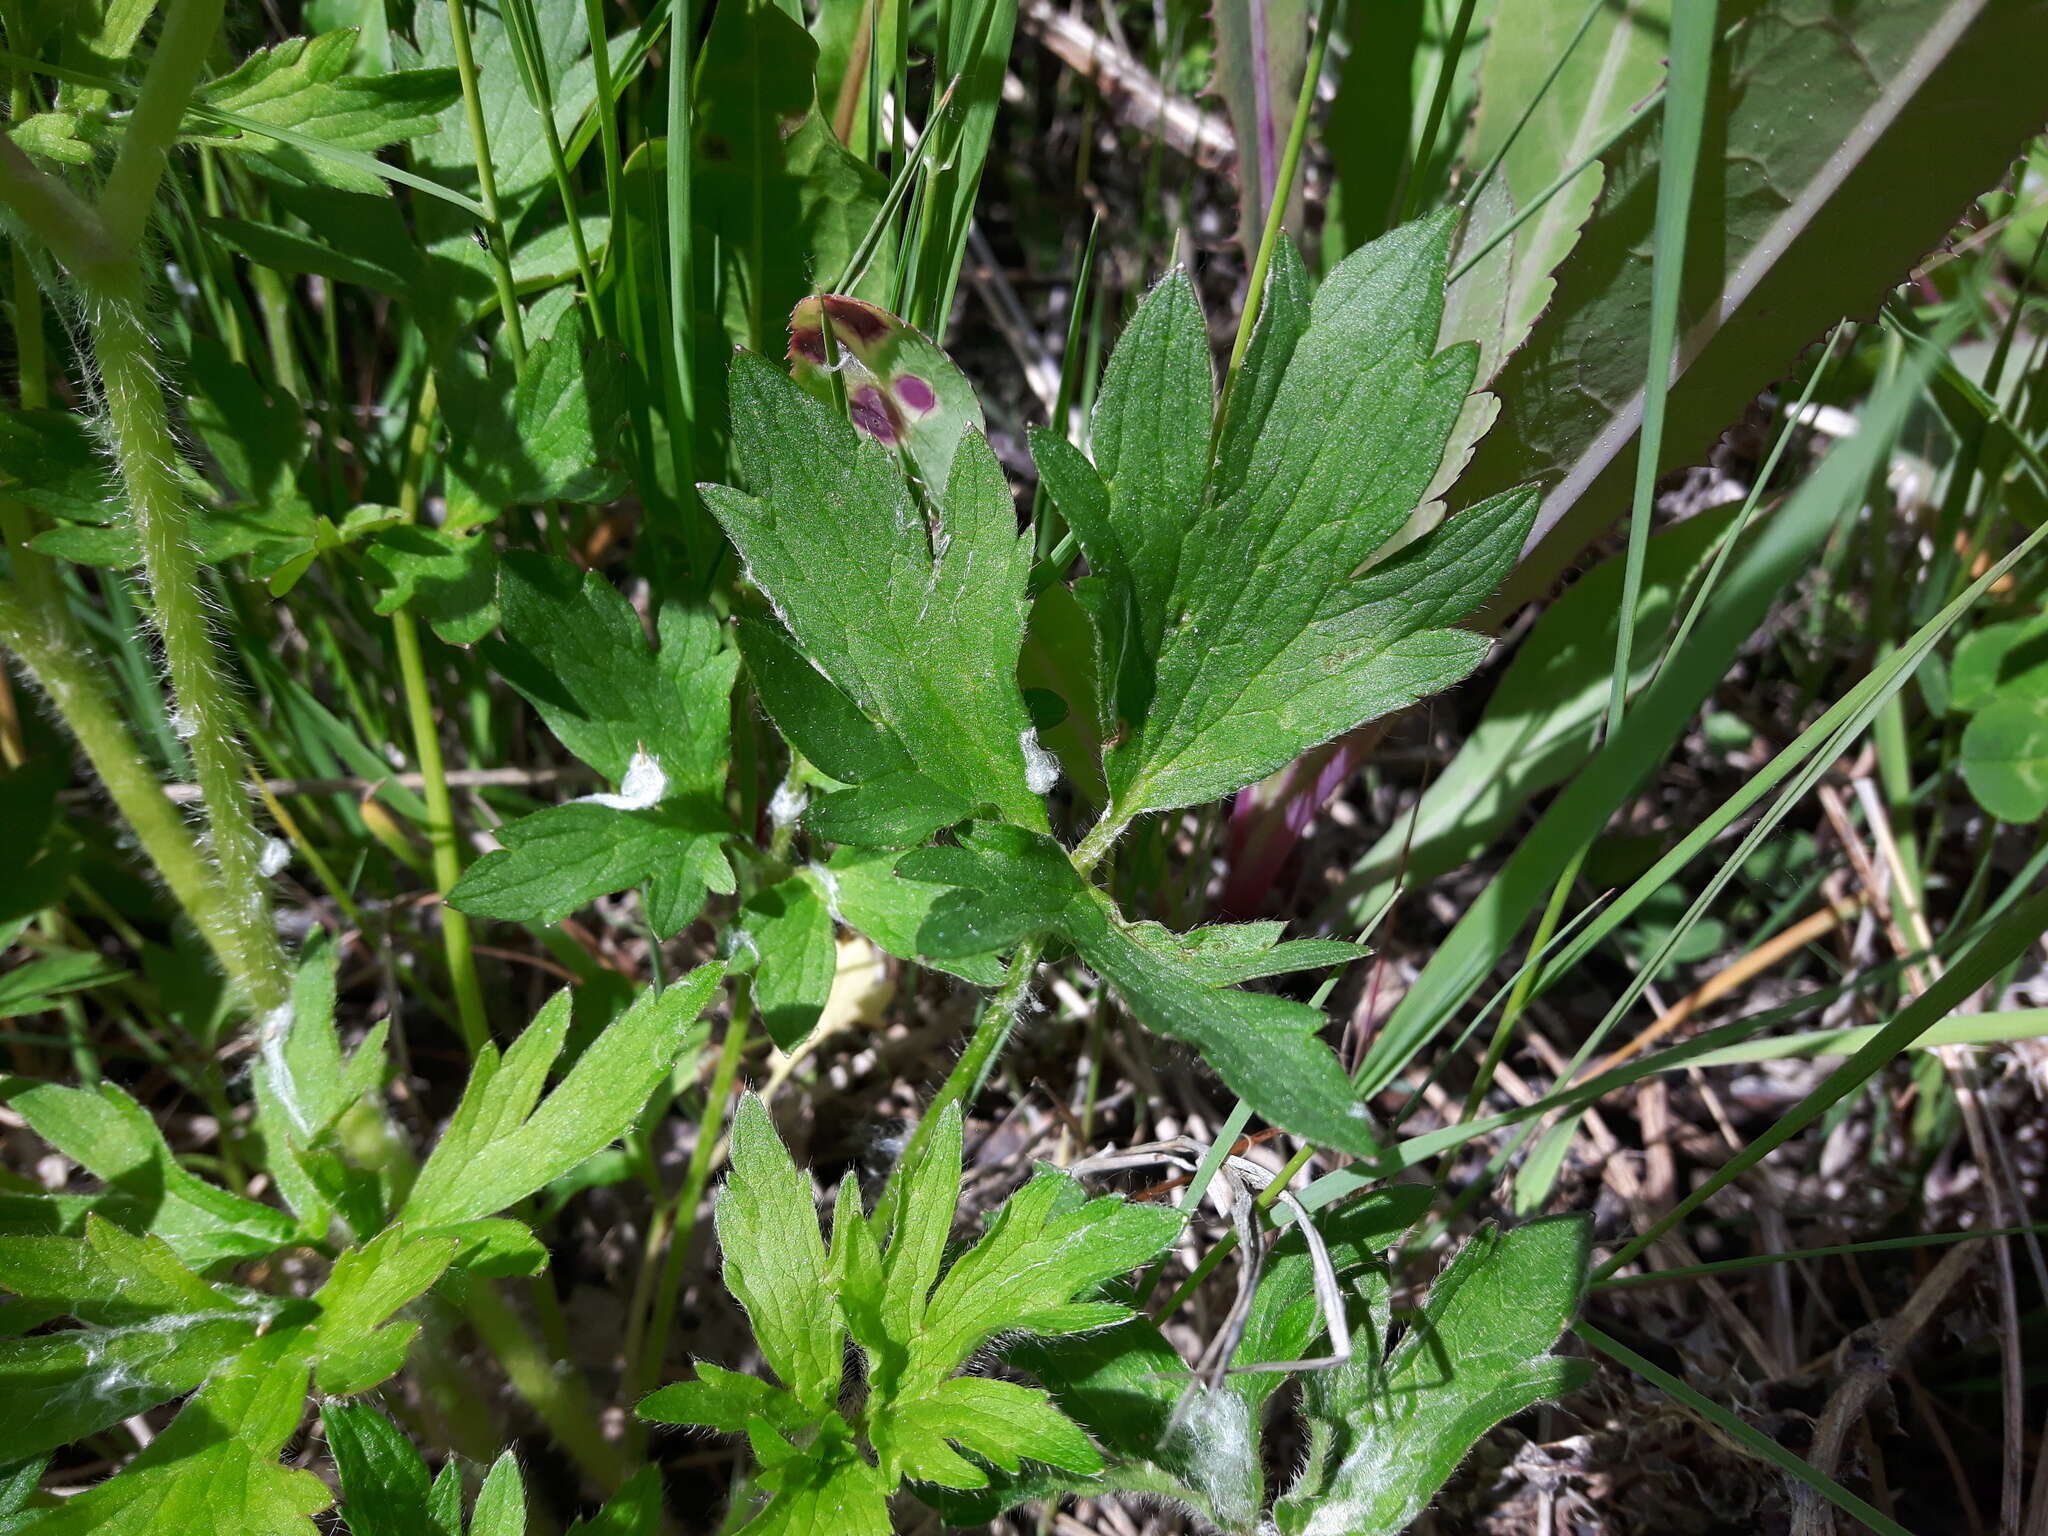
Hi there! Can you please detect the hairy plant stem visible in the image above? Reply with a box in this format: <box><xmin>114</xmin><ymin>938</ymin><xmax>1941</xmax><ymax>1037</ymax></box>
<box><xmin>462</xmin><ymin>1279</ymin><xmax>631</xmax><ymax>1492</ymax></box>
<box><xmin>629</xmin><ymin>981</ymin><xmax>753</xmax><ymax>1405</ymax></box>
<box><xmin>876</xmin><ymin>936</ymin><xmax>1046</xmax><ymax>1230</ymax></box>
<box><xmin>18</xmin><ymin>0</ymin><xmax>292</xmax><ymax>1024</ymax></box>
<box><xmin>0</xmin><ymin>0</ymin><xmax>289</xmax><ymax>1017</ymax></box>
<box><xmin>392</xmin><ymin>377</ymin><xmax>489</xmax><ymax>1053</ymax></box>
<box><xmin>877</xmin><ymin>817</ymin><xmax>1125</xmax><ymax>1224</ymax></box>
<box><xmin>0</xmin><ymin>585</ymin><xmax>263</xmax><ymax>995</ymax></box>
<box><xmin>88</xmin><ymin>284</ymin><xmax>290</xmax><ymax>1016</ymax></box>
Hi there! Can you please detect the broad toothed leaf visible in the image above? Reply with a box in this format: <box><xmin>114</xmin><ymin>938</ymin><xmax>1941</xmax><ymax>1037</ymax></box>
<box><xmin>1036</xmin><ymin>219</ymin><xmax>1536</xmax><ymax>823</ymax></box>
<box><xmin>193</xmin><ymin>30</ymin><xmax>459</xmax><ymax>194</ymax></box>
<box><xmin>450</xmin><ymin>800</ymin><xmax>734</xmax><ymax>936</ymax></box>
<box><xmin>882</xmin><ymin>1376</ymin><xmax>1102</xmax><ymax>1490</ymax></box>
<box><xmin>901</xmin><ymin>1163</ymin><xmax>1181</xmax><ymax>1393</ymax></box>
<box><xmin>307</xmin><ymin>1226</ymin><xmax>457</xmax><ymax>1396</ymax></box>
<box><xmin>321</xmin><ymin>1401</ymin><xmax>432</xmax><ymax>1536</ymax></box>
<box><xmin>488</xmin><ymin>555</ymin><xmax>737</xmax><ymax>790</ymax></box>
<box><xmin>1</xmin><ymin>1080</ymin><xmax>295</xmax><ymax>1268</ymax></box>
<box><xmin>737</xmin><ymin>874</ymin><xmax>839</xmax><ymax>1050</ymax></box>
<box><xmin>640</xmin><ymin>1361</ymin><xmax>809</xmax><ymax>1435</ymax></box>
<box><xmin>363</xmin><ymin>524</ymin><xmax>498</xmax><ymax>645</ymax></box>
<box><xmin>709</xmin><ymin>1095</ymin><xmax>845</xmax><ymax>1416</ymax></box>
<box><xmin>710</xmin><ymin>354</ymin><xmax>1046</xmax><ymax>841</ymax></box>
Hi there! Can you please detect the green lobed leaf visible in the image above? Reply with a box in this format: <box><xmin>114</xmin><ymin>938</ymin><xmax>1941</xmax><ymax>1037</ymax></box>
<box><xmin>400</xmin><ymin>967</ymin><xmax>722</xmax><ymax>1227</ymax></box>
<box><xmin>1464</xmin><ymin>0</ymin><xmax>1669</xmax><ymax>372</ymax></box>
<box><xmin>2</xmin><ymin>1081</ymin><xmax>295</xmax><ymax>1267</ymax></box>
<box><xmin>253</xmin><ymin>930</ymin><xmax>387</xmax><ymax>1146</ymax></box>
<box><xmin>1275</xmin><ymin>1215</ymin><xmax>1594</xmax><ymax>1536</ymax></box>
<box><xmin>470</xmin><ymin>1451</ymin><xmax>527</xmax><ymax>1536</ymax></box>
<box><xmin>14</xmin><ymin>1332</ymin><xmax>327</xmax><ymax>1535</ymax></box>
<box><xmin>900</xmin><ymin>1163</ymin><xmax>1181</xmax><ymax>1394</ymax></box>
<box><xmin>0</xmin><ymin>1215</ymin><xmax>262</xmax><ymax>1336</ymax></box>
<box><xmin>711</xmin><ymin>1095</ymin><xmax>844</xmax><ymax>1416</ymax></box>
<box><xmin>899</xmin><ymin>825</ymin><xmax>1381</xmax><ymax>1156</ymax></box>
<box><xmin>885</xmin><ymin>1376</ymin><xmax>1101</xmax><ymax>1490</ymax></box>
<box><xmin>439</xmin><ymin>307</ymin><xmax>628</xmax><ymax>515</ymax></box>
<box><xmin>562</xmin><ymin>1464</ymin><xmax>665</xmax><ymax>1536</ymax></box>
<box><xmin>710</xmin><ymin>356</ymin><xmax>1046</xmax><ymax>837</ymax></box>
<box><xmin>0</xmin><ymin>1315</ymin><xmax>267</xmax><ymax>1461</ymax></box>
<box><xmin>454</xmin><ymin>556</ymin><xmax>738</xmax><ymax>931</ymax></box>
<box><xmin>639</xmin><ymin>1359</ymin><xmax>810</xmax><ymax>1435</ymax></box>
<box><xmin>739</xmin><ymin>1417</ymin><xmax>893</xmax><ymax>1536</ymax></box>
<box><xmin>812</xmin><ymin>849</ymin><xmax>1003</xmax><ymax>986</ymax></box>
<box><xmin>877</xmin><ymin>1105</ymin><xmax>965</xmax><ymax>1382</ymax></box>
<box><xmin>451</xmin><ymin>801</ymin><xmax>734</xmax><ymax>935</ymax></box>
<box><xmin>321</xmin><ymin>1401</ymin><xmax>434</xmax><ymax>1536</ymax></box>
<box><xmin>308</xmin><ymin>1225</ymin><xmax>456</xmax><ymax>1396</ymax></box>
<box><xmin>1041</xmin><ymin>219</ymin><xmax>1537</xmax><ymax>821</ymax></box>
<box><xmin>195</xmin><ymin>30</ymin><xmax>459</xmax><ymax>193</ymax></box>
<box><xmin>487</xmin><ymin>555</ymin><xmax>738</xmax><ymax>787</ymax></box>
<box><xmin>363</xmin><ymin>526</ymin><xmax>499</xmax><ymax>645</ymax></box>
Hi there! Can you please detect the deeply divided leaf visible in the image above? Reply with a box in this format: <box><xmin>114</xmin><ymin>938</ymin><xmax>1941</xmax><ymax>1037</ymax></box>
<box><xmin>1035</xmin><ymin>218</ymin><xmax>1537</xmax><ymax>823</ymax></box>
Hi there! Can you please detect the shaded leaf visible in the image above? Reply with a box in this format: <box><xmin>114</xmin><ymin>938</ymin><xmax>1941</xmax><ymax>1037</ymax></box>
<box><xmin>1275</xmin><ymin>1216</ymin><xmax>1593</xmax><ymax>1536</ymax></box>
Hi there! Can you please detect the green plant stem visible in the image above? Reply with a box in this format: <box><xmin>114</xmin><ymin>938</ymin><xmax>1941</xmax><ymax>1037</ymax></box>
<box><xmin>389</xmin><ymin>376</ymin><xmax>488</xmax><ymax>1054</ymax></box>
<box><xmin>1069</xmin><ymin>811</ymin><xmax>1128</xmax><ymax>875</ymax></box>
<box><xmin>664</xmin><ymin>0</ymin><xmax>696</xmax><ymax>494</ymax></box>
<box><xmin>0</xmin><ymin>585</ymin><xmax>275</xmax><ymax>1006</ymax></box>
<box><xmin>876</xmin><ymin>938</ymin><xmax>1045</xmax><ymax>1231</ymax></box>
<box><xmin>582</xmin><ymin>0</ymin><xmax>626</xmax><ymax>265</ymax></box>
<box><xmin>442</xmin><ymin>0</ymin><xmax>527</xmax><ymax>368</ymax></box>
<box><xmin>97</xmin><ymin>0</ymin><xmax>224</xmax><ymax>248</ymax></box>
<box><xmin>388</xmin><ymin>609</ymin><xmax>487</xmax><ymax>1053</ymax></box>
<box><xmin>0</xmin><ymin>139</ymin><xmax>118</xmax><ymax>282</ymax></box>
<box><xmin>462</xmin><ymin>1280</ymin><xmax>631</xmax><ymax>1491</ymax></box>
<box><xmin>1394</xmin><ymin>0</ymin><xmax>1479</xmax><ymax>224</ymax></box>
<box><xmin>630</xmin><ymin>981</ymin><xmax>752</xmax><ymax>1401</ymax></box>
<box><xmin>90</xmin><ymin>280</ymin><xmax>290</xmax><ymax>1017</ymax></box>
<box><xmin>1219</xmin><ymin>0</ymin><xmax>1337</xmax><ymax>401</ymax></box>
<box><xmin>505</xmin><ymin>0</ymin><xmax>603</xmax><ymax>336</ymax></box>
<box><xmin>0</xmin><ymin>0</ymin><xmax>289</xmax><ymax>1018</ymax></box>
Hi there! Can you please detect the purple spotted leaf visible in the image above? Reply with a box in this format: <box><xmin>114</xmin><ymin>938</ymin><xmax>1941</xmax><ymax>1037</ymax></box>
<box><xmin>787</xmin><ymin>294</ymin><xmax>984</xmax><ymax>495</ymax></box>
